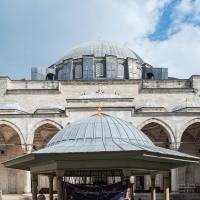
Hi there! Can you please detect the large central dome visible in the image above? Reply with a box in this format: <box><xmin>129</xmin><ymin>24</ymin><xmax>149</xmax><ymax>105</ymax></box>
<box><xmin>49</xmin><ymin>40</ymin><xmax>146</xmax><ymax>80</ymax></box>
<box><xmin>57</xmin><ymin>40</ymin><xmax>143</xmax><ymax>63</ymax></box>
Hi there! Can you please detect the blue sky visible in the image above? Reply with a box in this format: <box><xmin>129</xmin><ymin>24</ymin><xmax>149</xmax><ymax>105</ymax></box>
<box><xmin>0</xmin><ymin>0</ymin><xmax>200</xmax><ymax>79</ymax></box>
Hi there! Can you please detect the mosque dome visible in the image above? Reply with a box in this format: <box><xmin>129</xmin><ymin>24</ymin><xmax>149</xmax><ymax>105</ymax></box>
<box><xmin>56</xmin><ymin>40</ymin><xmax>143</xmax><ymax>64</ymax></box>
<box><xmin>51</xmin><ymin>40</ymin><xmax>145</xmax><ymax>81</ymax></box>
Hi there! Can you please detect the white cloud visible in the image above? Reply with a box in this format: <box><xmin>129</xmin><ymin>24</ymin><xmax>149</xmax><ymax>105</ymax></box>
<box><xmin>86</xmin><ymin>0</ymin><xmax>170</xmax><ymax>43</ymax></box>
<box><xmin>131</xmin><ymin>24</ymin><xmax>200</xmax><ymax>78</ymax></box>
<box><xmin>172</xmin><ymin>0</ymin><xmax>200</xmax><ymax>26</ymax></box>
<box><xmin>122</xmin><ymin>1</ymin><xmax>161</xmax><ymax>36</ymax></box>
<box><xmin>111</xmin><ymin>0</ymin><xmax>170</xmax><ymax>40</ymax></box>
<box><xmin>115</xmin><ymin>0</ymin><xmax>200</xmax><ymax>78</ymax></box>
<box><xmin>90</xmin><ymin>0</ymin><xmax>200</xmax><ymax>79</ymax></box>
<box><xmin>175</xmin><ymin>0</ymin><xmax>193</xmax><ymax>15</ymax></box>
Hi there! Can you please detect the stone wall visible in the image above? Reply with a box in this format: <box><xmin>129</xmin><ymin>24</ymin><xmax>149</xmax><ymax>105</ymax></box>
<box><xmin>0</xmin><ymin>76</ymin><xmax>200</xmax><ymax>194</ymax></box>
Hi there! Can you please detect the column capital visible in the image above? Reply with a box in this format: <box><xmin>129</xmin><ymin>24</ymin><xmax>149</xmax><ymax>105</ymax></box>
<box><xmin>56</xmin><ymin>170</ymin><xmax>64</xmax><ymax>177</ymax></box>
<box><xmin>122</xmin><ymin>169</ymin><xmax>132</xmax><ymax>177</ymax></box>
<box><xmin>48</xmin><ymin>174</ymin><xmax>54</xmax><ymax>181</ymax></box>
<box><xmin>151</xmin><ymin>174</ymin><xmax>156</xmax><ymax>188</ymax></box>
<box><xmin>151</xmin><ymin>173</ymin><xmax>156</xmax><ymax>179</ymax></box>
<box><xmin>162</xmin><ymin>171</ymin><xmax>170</xmax><ymax>178</ymax></box>
<box><xmin>170</xmin><ymin>142</ymin><xmax>180</xmax><ymax>151</ymax></box>
<box><xmin>31</xmin><ymin>173</ymin><xmax>38</xmax><ymax>181</ymax></box>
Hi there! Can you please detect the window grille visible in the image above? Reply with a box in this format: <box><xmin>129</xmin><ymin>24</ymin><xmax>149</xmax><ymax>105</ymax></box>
<box><xmin>75</xmin><ymin>65</ymin><xmax>82</xmax><ymax>79</ymax></box>
<box><xmin>95</xmin><ymin>63</ymin><xmax>104</xmax><ymax>77</ymax></box>
<box><xmin>117</xmin><ymin>64</ymin><xmax>124</xmax><ymax>78</ymax></box>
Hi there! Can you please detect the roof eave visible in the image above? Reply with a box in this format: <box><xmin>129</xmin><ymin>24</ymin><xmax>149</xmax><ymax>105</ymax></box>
<box><xmin>3</xmin><ymin>154</ymin><xmax>35</xmax><ymax>170</ymax></box>
<box><xmin>3</xmin><ymin>149</ymin><xmax>199</xmax><ymax>173</ymax></box>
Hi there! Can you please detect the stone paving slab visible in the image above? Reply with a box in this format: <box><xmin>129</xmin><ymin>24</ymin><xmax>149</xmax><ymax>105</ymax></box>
<box><xmin>2</xmin><ymin>193</ymin><xmax>200</xmax><ymax>200</ymax></box>
<box><xmin>2</xmin><ymin>194</ymin><xmax>31</xmax><ymax>200</ymax></box>
<box><xmin>2</xmin><ymin>194</ymin><xmax>50</xmax><ymax>200</ymax></box>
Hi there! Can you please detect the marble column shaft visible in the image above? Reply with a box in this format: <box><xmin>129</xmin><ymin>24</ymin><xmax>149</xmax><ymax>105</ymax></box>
<box><xmin>31</xmin><ymin>173</ymin><xmax>38</xmax><ymax>200</ymax></box>
<box><xmin>48</xmin><ymin>175</ymin><xmax>54</xmax><ymax>200</ymax></box>
<box><xmin>56</xmin><ymin>170</ymin><xmax>64</xmax><ymax>200</ymax></box>
<box><xmin>151</xmin><ymin>174</ymin><xmax>156</xmax><ymax>200</ymax></box>
<box><xmin>163</xmin><ymin>172</ymin><xmax>170</xmax><ymax>200</ymax></box>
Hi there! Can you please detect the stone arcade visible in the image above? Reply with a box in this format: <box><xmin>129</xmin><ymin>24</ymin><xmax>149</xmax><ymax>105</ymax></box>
<box><xmin>1</xmin><ymin>40</ymin><xmax>200</xmax><ymax>199</ymax></box>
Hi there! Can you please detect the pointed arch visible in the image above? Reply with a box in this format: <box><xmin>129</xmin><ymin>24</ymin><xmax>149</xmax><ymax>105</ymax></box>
<box><xmin>0</xmin><ymin>120</ymin><xmax>26</xmax><ymax>193</ymax></box>
<box><xmin>32</xmin><ymin>119</ymin><xmax>63</xmax><ymax>133</ymax></box>
<box><xmin>179</xmin><ymin>118</ymin><xmax>200</xmax><ymax>142</ymax></box>
<box><xmin>137</xmin><ymin>118</ymin><xmax>175</xmax><ymax>145</ymax></box>
<box><xmin>177</xmin><ymin>118</ymin><xmax>200</xmax><ymax>187</ymax></box>
<box><xmin>0</xmin><ymin>120</ymin><xmax>25</xmax><ymax>149</ymax></box>
<box><xmin>29</xmin><ymin>119</ymin><xmax>63</xmax><ymax>150</ymax></box>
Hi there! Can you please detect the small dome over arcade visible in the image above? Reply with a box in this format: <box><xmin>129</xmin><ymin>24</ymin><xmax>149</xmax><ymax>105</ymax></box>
<box><xmin>172</xmin><ymin>99</ymin><xmax>200</xmax><ymax>112</ymax></box>
<box><xmin>34</xmin><ymin>104</ymin><xmax>65</xmax><ymax>114</ymax></box>
<box><xmin>0</xmin><ymin>103</ymin><xmax>27</xmax><ymax>114</ymax></box>
<box><xmin>135</xmin><ymin>103</ymin><xmax>167</xmax><ymax>112</ymax></box>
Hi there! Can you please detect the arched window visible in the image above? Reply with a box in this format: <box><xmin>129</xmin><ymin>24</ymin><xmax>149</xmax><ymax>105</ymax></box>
<box><xmin>75</xmin><ymin>65</ymin><xmax>82</xmax><ymax>79</ymax></box>
<box><xmin>117</xmin><ymin>64</ymin><xmax>124</xmax><ymax>78</ymax></box>
<box><xmin>95</xmin><ymin>63</ymin><xmax>104</xmax><ymax>77</ymax></box>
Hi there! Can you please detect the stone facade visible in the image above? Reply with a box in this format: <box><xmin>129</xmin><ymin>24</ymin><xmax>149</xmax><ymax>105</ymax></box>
<box><xmin>1</xmin><ymin>40</ymin><xmax>200</xmax><ymax>197</ymax></box>
<box><xmin>0</xmin><ymin>75</ymin><xmax>200</xmax><ymax>194</ymax></box>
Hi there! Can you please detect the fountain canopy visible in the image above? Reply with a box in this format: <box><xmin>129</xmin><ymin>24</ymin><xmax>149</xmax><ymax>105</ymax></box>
<box><xmin>3</xmin><ymin>113</ymin><xmax>199</xmax><ymax>175</ymax></box>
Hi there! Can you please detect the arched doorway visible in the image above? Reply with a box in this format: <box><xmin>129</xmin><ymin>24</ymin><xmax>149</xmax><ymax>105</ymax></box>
<box><xmin>139</xmin><ymin>121</ymin><xmax>172</xmax><ymax>192</ymax></box>
<box><xmin>178</xmin><ymin>122</ymin><xmax>200</xmax><ymax>189</ymax></box>
<box><xmin>0</xmin><ymin>123</ymin><xmax>25</xmax><ymax>194</ymax></box>
<box><xmin>32</xmin><ymin>123</ymin><xmax>60</xmax><ymax>190</ymax></box>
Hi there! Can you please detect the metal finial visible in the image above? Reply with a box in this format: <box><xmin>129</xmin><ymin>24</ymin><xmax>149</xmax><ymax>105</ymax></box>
<box><xmin>97</xmin><ymin>102</ymin><xmax>102</xmax><ymax>115</ymax></box>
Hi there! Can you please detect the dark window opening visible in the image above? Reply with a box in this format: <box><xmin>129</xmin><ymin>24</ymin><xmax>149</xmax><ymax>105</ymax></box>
<box><xmin>46</xmin><ymin>73</ymin><xmax>54</xmax><ymax>80</ymax></box>
<box><xmin>74</xmin><ymin>65</ymin><xmax>82</xmax><ymax>79</ymax></box>
<box><xmin>147</xmin><ymin>72</ymin><xmax>154</xmax><ymax>79</ymax></box>
<box><xmin>117</xmin><ymin>64</ymin><xmax>124</xmax><ymax>78</ymax></box>
<box><xmin>136</xmin><ymin>176</ymin><xmax>144</xmax><ymax>191</ymax></box>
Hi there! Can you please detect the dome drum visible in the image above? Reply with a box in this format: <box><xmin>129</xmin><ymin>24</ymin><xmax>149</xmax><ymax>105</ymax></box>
<box><xmin>31</xmin><ymin>40</ymin><xmax>169</xmax><ymax>81</ymax></box>
<box><xmin>53</xmin><ymin>40</ymin><xmax>143</xmax><ymax>81</ymax></box>
<box><xmin>56</xmin><ymin>54</ymin><xmax>142</xmax><ymax>81</ymax></box>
